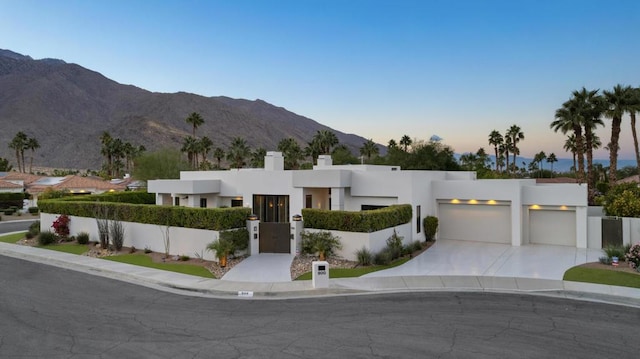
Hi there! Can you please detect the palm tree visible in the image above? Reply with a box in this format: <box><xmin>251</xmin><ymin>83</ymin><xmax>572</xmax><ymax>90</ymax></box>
<box><xmin>624</xmin><ymin>87</ymin><xmax>640</xmax><ymax>173</ymax></box>
<box><xmin>313</xmin><ymin>130</ymin><xmax>339</xmax><ymax>154</ymax></box>
<box><xmin>359</xmin><ymin>139</ymin><xmax>379</xmax><ymax>162</ymax></box>
<box><xmin>503</xmin><ymin>137</ymin><xmax>512</xmax><ymax>173</ymax></box>
<box><xmin>546</xmin><ymin>153</ymin><xmax>557</xmax><ymax>175</ymax></box>
<box><xmin>552</xmin><ymin>102</ymin><xmax>585</xmax><ymax>182</ymax></box>
<box><xmin>25</xmin><ymin>136</ymin><xmax>39</xmax><ymax>173</ymax></box>
<box><xmin>534</xmin><ymin>151</ymin><xmax>546</xmax><ymax>175</ymax></box>
<box><xmin>250</xmin><ymin>147</ymin><xmax>266</xmax><ymax>168</ymax></box>
<box><xmin>199</xmin><ymin>136</ymin><xmax>213</xmax><ymax>167</ymax></box>
<box><xmin>181</xmin><ymin>136</ymin><xmax>198</xmax><ymax>168</ymax></box>
<box><xmin>603</xmin><ymin>84</ymin><xmax>632</xmax><ymax>183</ymax></box>
<box><xmin>100</xmin><ymin>131</ymin><xmax>114</xmax><ymax>176</ymax></box>
<box><xmin>304</xmin><ymin>138</ymin><xmax>323</xmax><ymax>164</ymax></box>
<box><xmin>226</xmin><ymin>137</ymin><xmax>250</xmax><ymax>168</ymax></box>
<box><xmin>185</xmin><ymin>112</ymin><xmax>204</xmax><ymax>137</ymax></box>
<box><xmin>213</xmin><ymin>147</ymin><xmax>225</xmax><ymax>169</ymax></box>
<box><xmin>387</xmin><ymin>139</ymin><xmax>398</xmax><ymax>150</ymax></box>
<box><xmin>8</xmin><ymin>131</ymin><xmax>27</xmax><ymax>172</ymax></box>
<box><xmin>277</xmin><ymin>138</ymin><xmax>303</xmax><ymax>169</ymax></box>
<box><xmin>488</xmin><ymin>130</ymin><xmax>503</xmax><ymax>172</ymax></box>
<box><xmin>506</xmin><ymin>125</ymin><xmax>524</xmax><ymax>173</ymax></box>
<box><xmin>563</xmin><ymin>134</ymin><xmax>577</xmax><ymax>172</ymax></box>
<box><xmin>399</xmin><ymin>135</ymin><xmax>412</xmax><ymax>152</ymax></box>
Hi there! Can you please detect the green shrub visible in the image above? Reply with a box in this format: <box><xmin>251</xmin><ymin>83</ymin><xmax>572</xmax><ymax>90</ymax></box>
<box><xmin>355</xmin><ymin>247</ymin><xmax>373</xmax><ymax>266</ymax></box>
<box><xmin>219</xmin><ymin>228</ymin><xmax>249</xmax><ymax>253</ymax></box>
<box><xmin>423</xmin><ymin>216</ymin><xmax>439</xmax><ymax>241</ymax></box>
<box><xmin>4</xmin><ymin>209</ymin><xmax>15</xmax><ymax>215</ymax></box>
<box><xmin>76</xmin><ymin>232</ymin><xmax>90</xmax><ymax>245</ymax></box>
<box><xmin>385</xmin><ymin>229</ymin><xmax>404</xmax><ymax>260</ymax></box>
<box><xmin>410</xmin><ymin>240</ymin><xmax>423</xmax><ymax>252</ymax></box>
<box><xmin>603</xmin><ymin>245</ymin><xmax>627</xmax><ymax>259</ymax></box>
<box><xmin>144</xmin><ymin>246</ymin><xmax>152</xmax><ymax>254</ymax></box>
<box><xmin>28</xmin><ymin>207</ymin><xmax>39</xmax><ymax>214</ymax></box>
<box><xmin>300</xmin><ymin>230</ymin><xmax>343</xmax><ymax>260</ymax></box>
<box><xmin>0</xmin><ymin>192</ymin><xmax>24</xmax><ymax>208</ymax></box>
<box><xmin>25</xmin><ymin>232</ymin><xmax>34</xmax><ymax>239</ymax></box>
<box><xmin>603</xmin><ymin>183</ymin><xmax>640</xmax><ymax>217</ymax></box>
<box><xmin>38</xmin><ymin>231</ymin><xmax>57</xmax><ymax>246</ymax></box>
<box><xmin>373</xmin><ymin>249</ymin><xmax>393</xmax><ymax>265</ymax></box>
<box><xmin>179</xmin><ymin>255</ymin><xmax>190</xmax><ymax>261</ymax></box>
<box><xmin>302</xmin><ymin>204</ymin><xmax>412</xmax><ymax>232</ymax></box>
<box><xmin>28</xmin><ymin>220</ymin><xmax>40</xmax><ymax>236</ymax></box>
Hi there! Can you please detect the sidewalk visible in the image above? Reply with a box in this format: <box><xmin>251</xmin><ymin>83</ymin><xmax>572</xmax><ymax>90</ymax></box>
<box><xmin>1</xmin><ymin>240</ymin><xmax>639</xmax><ymax>307</ymax></box>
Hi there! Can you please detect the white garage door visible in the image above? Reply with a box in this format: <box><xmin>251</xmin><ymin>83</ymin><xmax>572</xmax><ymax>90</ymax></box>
<box><xmin>438</xmin><ymin>203</ymin><xmax>511</xmax><ymax>244</ymax></box>
<box><xmin>529</xmin><ymin>210</ymin><xmax>576</xmax><ymax>246</ymax></box>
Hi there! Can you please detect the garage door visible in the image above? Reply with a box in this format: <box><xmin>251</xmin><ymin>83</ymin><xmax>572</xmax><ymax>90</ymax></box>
<box><xmin>438</xmin><ymin>203</ymin><xmax>511</xmax><ymax>244</ymax></box>
<box><xmin>529</xmin><ymin>210</ymin><xmax>576</xmax><ymax>246</ymax></box>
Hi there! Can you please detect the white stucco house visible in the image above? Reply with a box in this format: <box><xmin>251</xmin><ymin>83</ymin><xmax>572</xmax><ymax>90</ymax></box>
<box><xmin>147</xmin><ymin>152</ymin><xmax>588</xmax><ymax>259</ymax></box>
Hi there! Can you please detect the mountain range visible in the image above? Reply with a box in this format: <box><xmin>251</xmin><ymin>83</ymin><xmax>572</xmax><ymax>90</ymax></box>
<box><xmin>0</xmin><ymin>49</ymin><xmax>374</xmax><ymax>170</ymax></box>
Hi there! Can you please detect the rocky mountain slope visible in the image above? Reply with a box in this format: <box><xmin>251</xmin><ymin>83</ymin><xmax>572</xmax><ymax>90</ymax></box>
<box><xmin>0</xmin><ymin>49</ymin><xmax>371</xmax><ymax>170</ymax></box>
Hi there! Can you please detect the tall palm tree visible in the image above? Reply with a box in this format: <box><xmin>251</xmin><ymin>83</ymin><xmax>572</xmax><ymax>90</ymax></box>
<box><xmin>563</xmin><ymin>134</ymin><xmax>577</xmax><ymax>172</ymax></box>
<box><xmin>534</xmin><ymin>151</ymin><xmax>546</xmax><ymax>174</ymax></box>
<box><xmin>8</xmin><ymin>131</ymin><xmax>27</xmax><ymax>172</ymax></box>
<box><xmin>506</xmin><ymin>125</ymin><xmax>524</xmax><ymax>172</ymax></box>
<box><xmin>185</xmin><ymin>112</ymin><xmax>204</xmax><ymax>137</ymax></box>
<box><xmin>399</xmin><ymin>135</ymin><xmax>412</xmax><ymax>152</ymax></box>
<box><xmin>624</xmin><ymin>87</ymin><xmax>640</xmax><ymax>173</ymax></box>
<box><xmin>546</xmin><ymin>153</ymin><xmax>558</xmax><ymax>175</ymax></box>
<box><xmin>552</xmin><ymin>102</ymin><xmax>585</xmax><ymax>182</ymax></box>
<box><xmin>250</xmin><ymin>147</ymin><xmax>266</xmax><ymax>168</ymax></box>
<box><xmin>277</xmin><ymin>138</ymin><xmax>303</xmax><ymax>169</ymax></box>
<box><xmin>226</xmin><ymin>137</ymin><xmax>250</xmax><ymax>168</ymax></box>
<box><xmin>25</xmin><ymin>136</ymin><xmax>40</xmax><ymax>173</ymax></box>
<box><xmin>387</xmin><ymin>139</ymin><xmax>398</xmax><ymax>150</ymax></box>
<box><xmin>488</xmin><ymin>130</ymin><xmax>503</xmax><ymax>172</ymax></box>
<box><xmin>503</xmin><ymin>137</ymin><xmax>512</xmax><ymax>173</ymax></box>
<box><xmin>313</xmin><ymin>130</ymin><xmax>339</xmax><ymax>154</ymax></box>
<box><xmin>199</xmin><ymin>136</ymin><xmax>213</xmax><ymax>167</ymax></box>
<box><xmin>181</xmin><ymin>136</ymin><xmax>198</xmax><ymax>168</ymax></box>
<box><xmin>100</xmin><ymin>131</ymin><xmax>114</xmax><ymax>176</ymax></box>
<box><xmin>359</xmin><ymin>139</ymin><xmax>379</xmax><ymax>162</ymax></box>
<box><xmin>603</xmin><ymin>84</ymin><xmax>632</xmax><ymax>183</ymax></box>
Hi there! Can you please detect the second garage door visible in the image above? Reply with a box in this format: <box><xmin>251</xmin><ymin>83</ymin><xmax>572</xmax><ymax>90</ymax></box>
<box><xmin>529</xmin><ymin>209</ymin><xmax>576</xmax><ymax>246</ymax></box>
<box><xmin>438</xmin><ymin>203</ymin><xmax>511</xmax><ymax>244</ymax></box>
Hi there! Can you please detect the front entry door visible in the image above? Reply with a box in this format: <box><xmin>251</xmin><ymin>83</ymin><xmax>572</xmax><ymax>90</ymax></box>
<box><xmin>259</xmin><ymin>223</ymin><xmax>291</xmax><ymax>253</ymax></box>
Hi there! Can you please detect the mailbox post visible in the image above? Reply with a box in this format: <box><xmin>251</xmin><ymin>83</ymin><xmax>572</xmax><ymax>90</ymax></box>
<box><xmin>312</xmin><ymin>261</ymin><xmax>329</xmax><ymax>288</ymax></box>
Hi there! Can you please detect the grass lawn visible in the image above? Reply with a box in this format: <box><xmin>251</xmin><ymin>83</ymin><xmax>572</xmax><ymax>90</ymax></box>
<box><xmin>295</xmin><ymin>257</ymin><xmax>411</xmax><ymax>280</ymax></box>
<box><xmin>39</xmin><ymin>243</ymin><xmax>91</xmax><ymax>255</ymax></box>
<box><xmin>564</xmin><ymin>266</ymin><xmax>640</xmax><ymax>289</ymax></box>
<box><xmin>103</xmin><ymin>254</ymin><xmax>215</xmax><ymax>279</ymax></box>
<box><xmin>0</xmin><ymin>232</ymin><xmax>27</xmax><ymax>244</ymax></box>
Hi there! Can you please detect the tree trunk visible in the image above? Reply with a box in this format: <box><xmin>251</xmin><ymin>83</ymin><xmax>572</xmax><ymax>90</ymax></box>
<box><xmin>494</xmin><ymin>146</ymin><xmax>499</xmax><ymax>171</ymax></box>
<box><xmin>631</xmin><ymin>112</ymin><xmax>640</xmax><ymax>174</ymax></box>
<box><xmin>585</xmin><ymin>130</ymin><xmax>596</xmax><ymax>205</ymax></box>
<box><xmin>609</xmin><ymin>117</ymin><xmax>622</xmax><ymax>183</ymax></box>
<box><xmin>574</xmin><ymin>126</ymin><xmax>586</xmax><ymax>184</ymax></box>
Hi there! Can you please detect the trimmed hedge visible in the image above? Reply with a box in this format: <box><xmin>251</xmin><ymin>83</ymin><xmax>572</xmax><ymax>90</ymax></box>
<box><xmin>39</xmin><ymin>200</ymin><xmax>250</xmax><ymax>231</ymax></box>
<box><xmin>56</xmin><ymin>191</ymin><xmax>155</xmax><ymax>204</ymax></box>
<box><xmin>0</xmin><ymin>192</ymin><xmax>24</xmax><ymax>209</ymax></box>
<box><xmin>302</xmin><ymin>204</ymin><xmax>412</xmax><ymax>232</ymax></box>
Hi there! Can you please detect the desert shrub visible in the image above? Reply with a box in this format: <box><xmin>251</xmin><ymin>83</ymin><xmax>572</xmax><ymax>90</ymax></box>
<box><xmin>423</xmin><ymin>216</ymin><xmax>439</xmax><ymax>241</ymax></box>
<box><xmin>385</xmin><ymin>229</ymin><xmax>404</xmax><ymax>260</ymax></box>
<box><xmin>300</xmin><ymin>230</ymin><xmax>342</xmax><ymax>260</ymax></box>
<box><xmin>4</xmin><ymin>208</ymin><xmax>15</xmax><ymax>215</ymax></box>
<box><xmin>28</xmin><ymin>220</ymin><xmax>40</xmax><ymax>236</ymax></box>
<box><xmin>51</xmin><ymin>214</ymin><xmax>70</xmax><ymax>238</ymax></box>
<box><xmin>603</xmin><ymin>245</ymin><xmax>626</xmax><ymax>259</ymax></box>
<box><xmin>373</xmin><ymin>249</ymin><xmax>393</xmax><ymax>265</ymax></box>
<box><xmin>355</xmin><ymin>247</ymin><xmax>373</xmax><ymax>266</ymax></box>
<box><xmin>38</xmin><ymin>231</ymin><xmax>57</xmax><ymax>246</ymax></box>
<box><xmin>179</xmin><ymin>255</ymin><xmax>190</xmax><ymax>261</ymax></box>
<box><xmin>109</xmin><ymin>220</ymin><xmax>125</xmax><ymax>251</ymax></box>
<box><xmin>25</xmin><ymin>232</ymin><xmax>34</xmax><ymax>239</ymax></box>
<box><xmin>28</xmin><ymin>207</ymin><xmax>39</xmax><ymax>214</ymax></box>
<box><xmin>76</xmin><ymin>232</ymin><xmax>90</xmax><ymax>245</ymax></box>
<box><xmin>410</xmin><ymin>240</ymin><xmax>423</xmax><ymax>252</ymax></box>
<box><xmin>144</xmin><ymin>246</ymin><xmax>152</xmax><ymax>254</ymax></box>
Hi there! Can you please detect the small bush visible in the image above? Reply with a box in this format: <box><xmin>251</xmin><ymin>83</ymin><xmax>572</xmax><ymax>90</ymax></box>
<box><xmin>110</xmin><ymin>220</ymin><xmax>125</xmax><ymax>251</ymax></box>
<box><xmin>179</xmin><ymin>255</ymin><xmax>190</xmax><ymax>261</ymax></box>
<box><xmin>599</xmin><ymin>256</ymin><xmax>613</xmax><ymax>265</ymax></box>
<box><xmin>355</xmin><ymin>247</ymin><xmax>373</xmax><ymax>266</ymax></box>
<box><xmin>51</xmin><ymin>214</ymin><xmax>70</xmax><ymax>238</ymax></box>
<box><xmin>25</xmin><ymin>232</ymin><xmax>34</xmax><ymax>239</ymax></box>
<box><xmin>4</xmin><ymin>209</ymin><xmax>15</xmax><ymax>215</ymax></box>
<box><xmin>144</xmin><ymin>246</ymin><xmax>152</xmax><ymax>254</ymax></box>
<box><xmin>385</xmin><ymin>229</ymin><xmax>404</xmax><ymax>260</ymax></box>
<box><xmin>373</xmin><ymin>249</ymin><xmax>393</xmax><ymax>265</ymax></box>
<box><xmin>130</xmin><ymin>246</ymin><xmax>136</xmax><ymax>253</ymax></box>
<box><xmin>38</xmin><ymin>231</ymin><xmax>57</xmax><ymax>246</ymax></box>
<box><xmin>28</xmin><ymin>207</ymin><xmax>39</xmax><ymax>214</ymax></box>
<box><xmin>423</xmin><ymin>216</ymin><xmax>439</xmax><ymax>241</ymax></box>
<box><xmin>28</xmin><ymin>220</ymin><xmax>40</xmax><ymax>236</ymax></box>
<box><xmin>603</xmin><ymin>245</ymin><xmax>626</xmax><ymax>260</ymax></box>
<box><xmin>410</xmin><ymin>240</ymin><xmax>423</xmax><ymax>253</ymax></box>
<box><xmin>76</xmin><ymin>232</ymin><xmax>90</xmax><ymax>245</ymax></box>
<box><xmin>300</xmin><ymin>230</ymin><xmax>343</xmax><ymax>260</ymax></box>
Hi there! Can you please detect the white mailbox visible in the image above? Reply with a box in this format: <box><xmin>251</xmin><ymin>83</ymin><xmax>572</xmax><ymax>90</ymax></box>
<box><xmin>312</xmin><ymin>261</ymin><xmax>329</xmax><ymax>288</ymax></box>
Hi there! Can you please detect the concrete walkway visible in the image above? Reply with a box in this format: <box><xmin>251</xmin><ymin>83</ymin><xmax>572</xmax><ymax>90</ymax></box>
<box><xmin>222</xmin><ymin>253</ymin><xmax>294</xmax><ymax>282</ymax></box>
<box><xmin>0</xmin><ymin>234</ymin><xmax>638</xmax><ymax>305</ymax></box>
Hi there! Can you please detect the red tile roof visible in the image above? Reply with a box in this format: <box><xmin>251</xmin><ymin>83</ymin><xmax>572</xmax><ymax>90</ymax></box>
<box><xmin>0</xmin><ymin>180</ymin><xmax>23</xmax><ymax>189</ymax></box>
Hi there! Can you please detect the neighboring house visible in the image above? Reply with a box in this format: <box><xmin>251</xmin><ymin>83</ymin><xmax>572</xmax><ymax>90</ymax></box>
<box><xmin>148</xmin><ymin>152</ymin><xmax>589</xmax><ymax>258</ymax></box>
<box><xmin>0</xmin><ymin>179</ymin><xmax>24</xmax><ymax>193</ymax></box>
<box><xmin>27</xmin><ymin>175</ymin><xmax>127</xmax><ymax>206</ymax></box>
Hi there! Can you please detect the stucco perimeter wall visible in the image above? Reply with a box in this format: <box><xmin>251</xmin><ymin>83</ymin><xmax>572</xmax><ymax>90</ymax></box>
<box><xmin>41</xmin><ymin>213</ymin><xmax>221</xmax><ymax>261</ymax></box>
<box><xmin>303</xmin><ymin>222</ymin><xmax>413</xmax><ymax>261</ymax></box>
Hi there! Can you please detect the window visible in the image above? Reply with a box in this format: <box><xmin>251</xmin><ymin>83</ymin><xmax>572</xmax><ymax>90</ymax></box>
<box><xmin>361</xmin><ymin>205</ymin><xmax>387</xmax><ymax>211</ymax></box>
<box><xmin>200</xmin><ymin>198</ymin><xmax>207</xmax><ymax>208</ymax></box>
<box><xmin>305</xmin><ymin>195</ymin><xmax>312</xmax><ymax>209</ymax></box>
<box><xmin>174</xmin><ymin>197</ymin><xmax>179</xmax><ymax>206</ymax></box>
<box><xmin>253</xmin><ymin>195</ymin><xmax>290</xmax><ymax>223</ymax></box>
<box><xmin>231</xmin><ymin>199</ymin><xmax>243</xmax><ymax>207</ymax></box>
<box><xmin>416</xmin><ymin>205</ymin><xmax>421</xmax><ymax>233</ymax></box>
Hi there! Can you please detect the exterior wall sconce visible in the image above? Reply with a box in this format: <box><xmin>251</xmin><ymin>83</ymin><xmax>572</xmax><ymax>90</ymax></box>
<box><xmin>292</xmin><ymin>214</ymin><xmax>302</xmax><ymax>221</ymax></box>
<box><xmin>248</xmin><ymin>214</ymin><xmax>258</xmax><ymax>221</ymax></box>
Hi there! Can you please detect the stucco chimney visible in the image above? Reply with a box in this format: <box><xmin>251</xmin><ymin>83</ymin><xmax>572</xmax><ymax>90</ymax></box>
<box><xmin>316</xmin><ymin>155</ymin><xmax>333</xmax><ymax>167</ymax></box>
<box><xmin>264</xmin><ymin>151</ymin><xmax>284</xmax><ymax>171</ymax></box>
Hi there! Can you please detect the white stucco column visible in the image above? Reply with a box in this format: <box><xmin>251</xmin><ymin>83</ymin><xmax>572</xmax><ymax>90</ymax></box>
<box><xmin>576</xmin><ymin>206</ymin><xmax>588</xmax><ymax>248</ymax></box>
<box><xmin>155</xmin><ymin>193</ymin><xmax>163</xmax><ymax>205</ymax></box>
<box><xmin>291</xmin><ymin>217</ymin><xmax>303</xmax><ymax>255</ymax></box>
<box><xmin>187</xmin><ymin>195</ymin><xmax>199</xmax><ymax>208</ymax></box>
<box><xmin>511</xmin><ymin>199</ymin><xmax>522</xmax><ymax>246</ymax></box>
<box><xmin>331</xmin><ymin>187</ymin><xmax>345</xmax><ymax>211</ymax></box>
<box><xmin>247</xmin><ymin>219</ymin><xmax>260</xmax><ymax>255</ymax></box>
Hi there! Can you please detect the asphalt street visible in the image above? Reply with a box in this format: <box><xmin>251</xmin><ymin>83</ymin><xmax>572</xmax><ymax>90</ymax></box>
<box><xmin>1</xmin><ymin>255</ymin><xmax>639</xmax><ymax>358</ymax></box>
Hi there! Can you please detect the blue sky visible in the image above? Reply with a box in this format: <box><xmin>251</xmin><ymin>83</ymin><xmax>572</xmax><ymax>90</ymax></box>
<box><xmin>2</xmin><ymin>0</ymin><xmax>640</xmax><ymax>160</ymax></box>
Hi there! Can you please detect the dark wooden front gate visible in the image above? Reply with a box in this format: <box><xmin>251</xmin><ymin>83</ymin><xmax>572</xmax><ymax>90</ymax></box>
<box><xmin>259</xmin><ymin>223</ymin><xmax>291</xmax><ymax>253</ymax></box>
<box><xmin>602</xmin><ymin>217</ymin><xmax>622</xmax><ymax>247</ymax></box>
